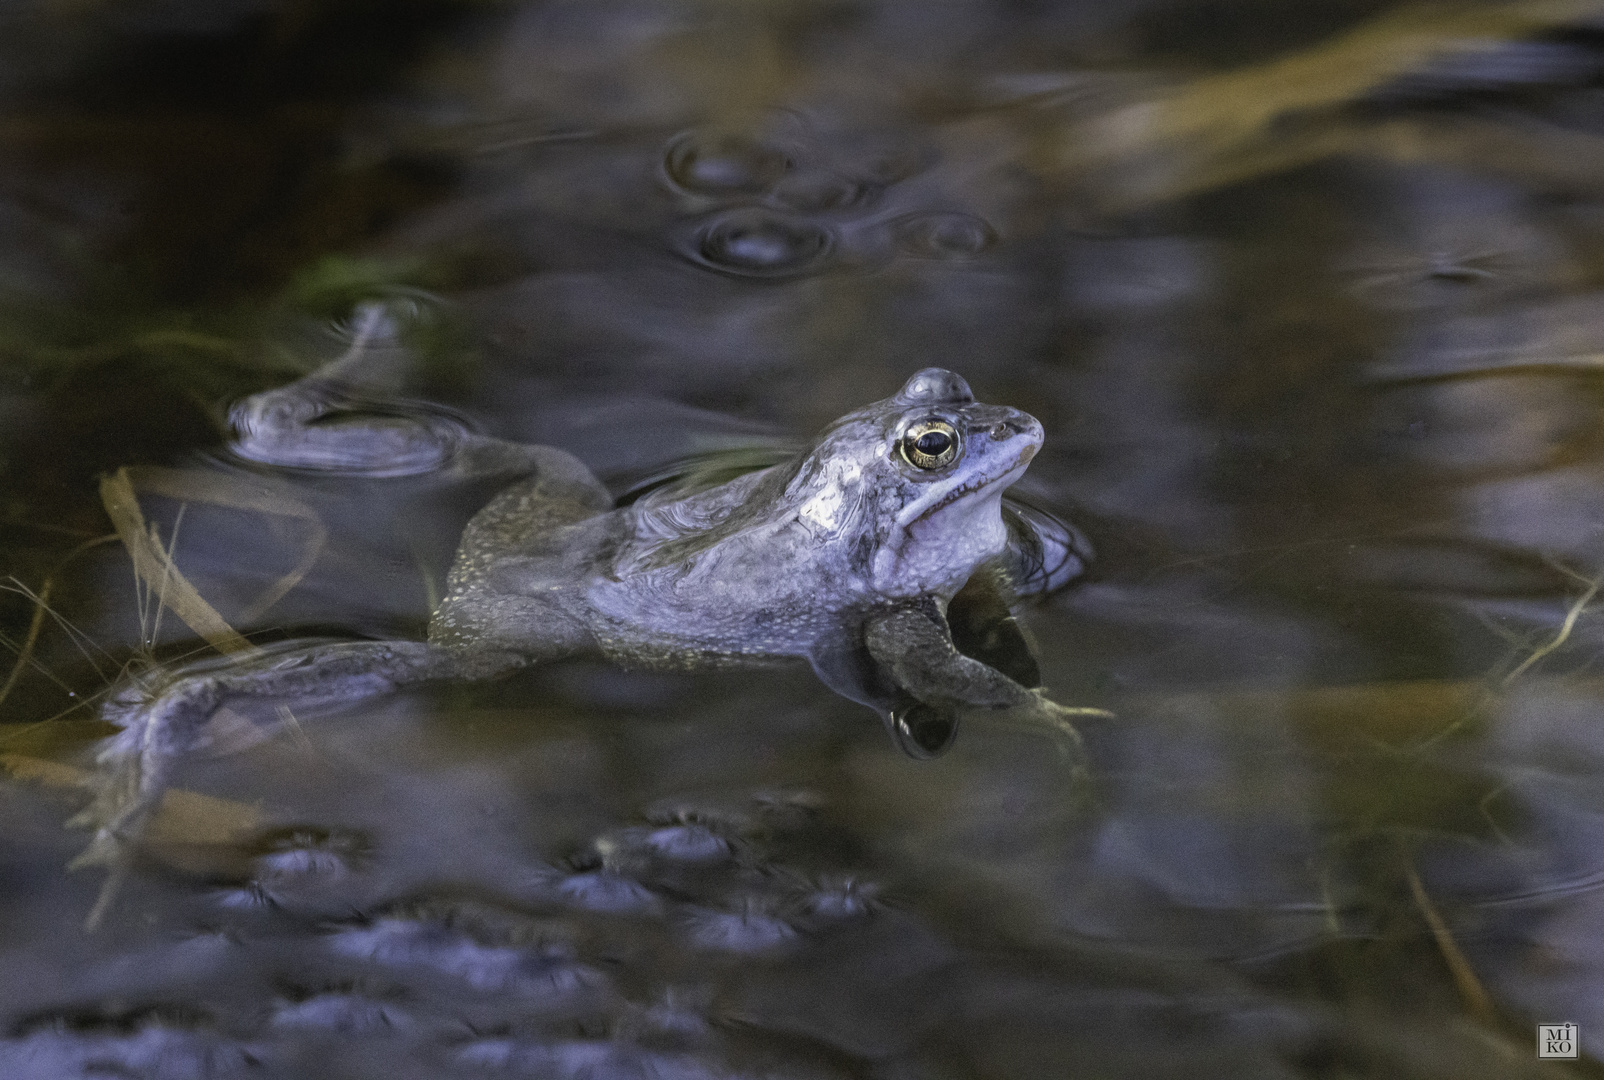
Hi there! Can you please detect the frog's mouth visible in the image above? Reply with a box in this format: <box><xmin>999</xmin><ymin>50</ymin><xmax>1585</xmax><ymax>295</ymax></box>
<box><xmin>897</xmin><ymin>445</ymin><xmax>1036</xmax><ymax>529</ymax></box>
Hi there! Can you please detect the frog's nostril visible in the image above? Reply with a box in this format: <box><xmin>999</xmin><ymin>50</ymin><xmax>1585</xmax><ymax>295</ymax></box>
<box><xmin>988</xmin><ymin>422</ymin><xmax>1015</xmax><ymax>441</ymax></box>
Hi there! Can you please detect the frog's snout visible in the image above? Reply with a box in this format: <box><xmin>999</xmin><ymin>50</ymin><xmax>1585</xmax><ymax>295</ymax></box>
<box><xmin>983</xmin><ymin>412</ymin><xmax>1044</xmax><ymax>468</ymax></box>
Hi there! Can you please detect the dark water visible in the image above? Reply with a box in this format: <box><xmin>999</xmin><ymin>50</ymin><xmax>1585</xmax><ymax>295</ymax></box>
<box><xmin>4</xmin><ymin>1</ymin><xmax>1604</xmax><ymax>1076</ymax></box>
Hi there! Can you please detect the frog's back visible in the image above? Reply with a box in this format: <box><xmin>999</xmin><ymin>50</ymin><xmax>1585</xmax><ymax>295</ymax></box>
<box><xmin>429</xmin><ymin>450</ymin><xmax>855</xmax><ymax>671</ymax></box>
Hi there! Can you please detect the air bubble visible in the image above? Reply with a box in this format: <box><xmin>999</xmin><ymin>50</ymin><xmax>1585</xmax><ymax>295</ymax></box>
<box><xmin>271</xmin><ymin>993</ymin><xmax>411</xmax><ymax>1034</ymax></box>
<box><xmin>252</xmin><ymin>827</ymin><xmax>369</xmax><ymax>883</ymax></box>
<box><xmin>664</xmin><ymin>132</ymin><xmax>789</xmax><ymax>196</ymax></box>
<box><xmin>680</xmin><ymin>904</ymin><xmax>797</xmax><ymax>953</ymax></box>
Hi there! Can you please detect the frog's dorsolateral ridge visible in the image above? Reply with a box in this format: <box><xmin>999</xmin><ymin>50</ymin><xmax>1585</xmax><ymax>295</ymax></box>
<box><xmin>73</xmin><ymin>307</ymin><xmax>1098</xmax><ymax>927</ymax></box>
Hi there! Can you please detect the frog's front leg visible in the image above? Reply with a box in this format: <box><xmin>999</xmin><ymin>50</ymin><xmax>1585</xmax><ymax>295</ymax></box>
<box><xmin>73</xmin><ymin>639</ymin><xmax>524</xmax><ymax>928</ymax></box>
<box><xmin>863</xmin><ymin>602</ymin><xmax>1104</xmax><ymax>760</ymax></box>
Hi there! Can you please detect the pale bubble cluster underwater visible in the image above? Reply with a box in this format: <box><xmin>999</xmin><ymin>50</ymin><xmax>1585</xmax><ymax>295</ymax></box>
<box><xmin>5</xmin><ymin>1</ymin><xmax>1604</xmax><ymax>1076</ymax></box>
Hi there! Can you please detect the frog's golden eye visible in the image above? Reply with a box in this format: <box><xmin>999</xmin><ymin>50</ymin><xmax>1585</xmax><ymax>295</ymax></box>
<box><xmin>900</xmin><ymin>418</ymin><xmax>961</xmax><ymax>470</ymax></box>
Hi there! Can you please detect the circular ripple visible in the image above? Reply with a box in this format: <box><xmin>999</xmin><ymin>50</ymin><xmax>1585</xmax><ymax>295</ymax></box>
<box><xmin>772</xmin><ymin>171</ymin><xmax>875</xmax><ymax>213</ymax></box>
<box><xmin>688</xmin><ymin>209</ymin><xmax>835</xmax><ymax>278</ymax></box>
<box><xmin>892</xmin><ymin>211</ymin><xmax>997</xmax><ymax>260</ymax></box>
<box><xmin>664</xmin><ymin>132</ymin><xmax>789</xmax><ymax>196</ymax></box>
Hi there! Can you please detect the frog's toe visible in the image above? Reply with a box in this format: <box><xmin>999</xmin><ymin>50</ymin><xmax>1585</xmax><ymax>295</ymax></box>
<box><xmin>996</xmin><ymin>692</ymin><xmax>1113</xmax><ymax>776</ymax></box>
<box><xmin>67</xmin><ymin>812</ymin><xmax>146</xmax><ymax>930</ymax></box>
<box><xmin>66</xmin><ymin>827</ymin><xmax>124</xmax><ymax>872</ymax></box>
<box><xmin>68</xmin><ymin>770</ymin><xmax>170</xmax><ymax>928</ymax></box>
<box><xmin>1034</xmin><ymin>711</ymin><xmax>1085</xmax><ymax>763</ymax></box>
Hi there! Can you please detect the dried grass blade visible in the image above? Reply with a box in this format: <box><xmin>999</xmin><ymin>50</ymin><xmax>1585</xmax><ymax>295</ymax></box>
<box><xmin>127</xmin><ymin>465</ymin><xmax>328</xmax><ymax>623</ymax></box>
<box><xmin>1071</xmin><ymin>0</ymin><xmax>1604</xmax><ymax>206</ymax></box>
<box><xmin>0</xmin><ymin>534</ymin><xmax>122</xmax><ymax>712</ymax></box>
<box><xmin>99</xmin><ymin>468</ymin><xmax>258</xmax><ymax>657</ymax></box>
<box><xmin>0</xmin><ymin>578</ymin><xmax>50</xmax><ymax>712</ymax></box>
<box><xmin>1403</xmin><ymin>857</ymin><xmax>1499</xmax><ymax>1026</ymax></box>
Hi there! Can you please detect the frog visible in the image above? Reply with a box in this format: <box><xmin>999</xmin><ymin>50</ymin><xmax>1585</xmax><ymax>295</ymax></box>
<box><xmin>72</xmin><ymin>306</ymin><xmax>1100</xmax><ymax>925</ymax></box>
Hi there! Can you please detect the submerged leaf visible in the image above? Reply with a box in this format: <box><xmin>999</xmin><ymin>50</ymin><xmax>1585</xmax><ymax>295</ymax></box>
<box><xmin>0</xmin><ymin>753</ymin><xmax>261</xmax><ymax>846</ymax></box>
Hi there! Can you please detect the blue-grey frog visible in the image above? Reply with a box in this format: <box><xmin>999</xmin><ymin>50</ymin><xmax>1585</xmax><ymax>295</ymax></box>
<box><xmin>74</xmin><ymin>308</ymin><xmax>1099</xmax><ymax>923</ymax></box>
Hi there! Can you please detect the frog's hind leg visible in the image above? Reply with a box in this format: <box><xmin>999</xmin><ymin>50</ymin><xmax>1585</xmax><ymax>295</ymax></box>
<box><xmin>229</xmin><ymin>302</ymin><xmax>543</xmax><ymax>480</ymax></box>
<box><xmin>72</xmin><ymin>638</ymin><xmax>523</xmax><ymax>929</ymax></box>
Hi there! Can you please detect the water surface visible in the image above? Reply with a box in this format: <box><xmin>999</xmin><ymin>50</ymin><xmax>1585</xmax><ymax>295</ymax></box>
<box><xmin>3</xmin><ymin>1</ymin><xmax>1604</xmax><ymax>1075</ymax></box>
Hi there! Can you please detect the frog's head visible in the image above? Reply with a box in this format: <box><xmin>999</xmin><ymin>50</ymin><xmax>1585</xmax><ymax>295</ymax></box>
<box><xmin>793</xmin><ymin>368</ymin><xmax>1043</xmax><ymax>599</ymax></box>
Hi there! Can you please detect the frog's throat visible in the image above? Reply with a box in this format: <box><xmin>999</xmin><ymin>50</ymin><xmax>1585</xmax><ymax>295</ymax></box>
<box><xmin>871</xmin><ymin>456</ymin><xmax>1031</xmax><ymax>597</ymax></box>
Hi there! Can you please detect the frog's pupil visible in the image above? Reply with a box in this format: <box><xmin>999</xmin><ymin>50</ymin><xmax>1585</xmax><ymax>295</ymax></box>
<box><xmin>915</xmin><ymin>431</ymin><xmax>951</xmax><ymax>456</ymax></box>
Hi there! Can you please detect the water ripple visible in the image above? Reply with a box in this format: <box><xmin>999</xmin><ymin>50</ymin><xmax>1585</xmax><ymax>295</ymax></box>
<box><xmin>684</xmin><ymin>209</ymin><xmax>835</xmax><ymax>279</ymax></box>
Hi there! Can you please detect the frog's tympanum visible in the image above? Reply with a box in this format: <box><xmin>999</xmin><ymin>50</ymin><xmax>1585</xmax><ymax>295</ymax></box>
<box><xmin>75</xmin><ymin>315</ymin><xmax>1096</xmax><ymax>923</ymax></box>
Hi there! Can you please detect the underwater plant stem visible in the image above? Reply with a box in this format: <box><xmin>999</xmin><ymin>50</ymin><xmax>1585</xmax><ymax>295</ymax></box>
<box><xmin>1500</xmin><ymin>573</ymin><xmax>1600</xmax><ymax>688</ymax></box>
<box><xmin>1403</xmin><ymin>858</ymin><xmax>1498</xmax><ymax>1027</ymax></box>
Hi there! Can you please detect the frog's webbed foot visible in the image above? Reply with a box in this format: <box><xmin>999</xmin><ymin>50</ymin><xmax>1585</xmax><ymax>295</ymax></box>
<box><xmin>69</xmin><ymin>640</ymin><xmax>515</xmax><ymax>929</ymax></box>
<box><xmin>68</xmin><ymin>674</ymin><xmax>219</xmax><ymax>927</ymax></box>
<box><xmin>988</xmin><ymin>691</ymin><xmax>1114</xmax><ymax>783</ymax></box>
<box><xmin>882</xmin><ymin>693</ymin><xmax>1109</xmax><ymax>774</ymax></box>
